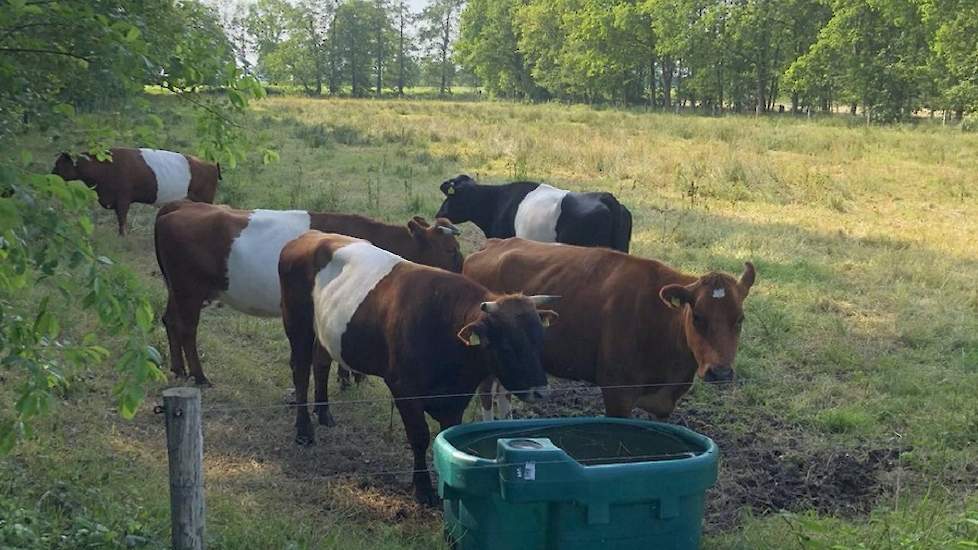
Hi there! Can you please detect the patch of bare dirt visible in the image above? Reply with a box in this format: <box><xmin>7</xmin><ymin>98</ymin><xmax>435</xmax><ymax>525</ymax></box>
<box><xmin>517</xmin><ymin>380</ymin><xmax>907</xmax><ymax>532</ymax></box>
<box><xmin>674</xmin><ymin>404</ymin><xmax>906</xmax><ymax>532</ymax></box>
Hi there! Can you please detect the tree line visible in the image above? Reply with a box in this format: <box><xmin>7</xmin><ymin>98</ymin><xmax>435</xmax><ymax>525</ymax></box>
<box><xmin>235</xmin><ymin>0</ymin><xmax>976</xmax><ymax>121</ymax></box>
<box><xmin>456</xmin><ymin>0</ymin><xmax>976</xmax><ymax>121</ymax></box>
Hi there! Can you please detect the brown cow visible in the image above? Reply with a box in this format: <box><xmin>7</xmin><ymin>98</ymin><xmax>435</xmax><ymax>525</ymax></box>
<box><xmin>464</xmin><ymin>238</ymin><xmax>755</xmax><ymax>420</ymax></box>
<box><xmin>279</xmin><ymin>231</ymin><xmax>557</xmax><ymax>505</ymax></box>
<box><xmin>52</xmin><ymin>147</ymin><xmax>220</xmax><ymax>235</ymax></box>
<box><xmin>154</xmin><ymin>200</ymin><xmax>464</xmax><ymax>388</ymax></box>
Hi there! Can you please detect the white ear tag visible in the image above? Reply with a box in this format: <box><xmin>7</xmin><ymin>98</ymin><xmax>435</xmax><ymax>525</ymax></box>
<box><xmin>712</xmin><ymin>288</ymin><xmax>726</xmax><ymax>299</ymax></box>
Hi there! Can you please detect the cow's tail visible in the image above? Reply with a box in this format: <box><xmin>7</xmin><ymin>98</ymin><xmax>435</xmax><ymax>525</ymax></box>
<box><xmin>604</xmin><ymin>195</ymin><xmax>632</xmax><ymax>253</ymax></box>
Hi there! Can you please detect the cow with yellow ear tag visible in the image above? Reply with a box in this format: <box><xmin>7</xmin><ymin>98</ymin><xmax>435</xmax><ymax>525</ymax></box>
<box><xmin>279</xmin><ymin>231</ymin><xmax>558</xmax><ymax>506</ymax></box>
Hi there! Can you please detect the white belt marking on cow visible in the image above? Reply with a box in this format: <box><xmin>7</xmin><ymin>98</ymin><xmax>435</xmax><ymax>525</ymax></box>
<box><xmin>313</xmin><ymin>242</ymin><xmax>402</xmax><ymax>369</ymax></box>
<box><xmin>220</xmin><ymin>210</ymin><xmax>312</xmax><ymax>317</ymax></box>
<box><xmin>139</xmin><ymin>149</ymin><xmax>192</xmax><ymax>205</ymax></box>
<box><xmin>514</xmin><ymin>184</ymin><xmax>569</xmax><ymax>242</ymax></box>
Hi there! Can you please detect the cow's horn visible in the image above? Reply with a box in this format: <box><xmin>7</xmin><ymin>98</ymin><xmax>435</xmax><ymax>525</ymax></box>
<box><xmin>528</xmin><ymin>295</ymin><xmax>561</xmax><ymax>307</ymax></box>
<box><xmin>438</xmin><ymin>224</ymin><xmax>462</xmax><ymax>236</ymax></box>
<box><xmin>480</xmin><ymin>301</ymin><xmax>500</xmax><ymax>313</ymax></box>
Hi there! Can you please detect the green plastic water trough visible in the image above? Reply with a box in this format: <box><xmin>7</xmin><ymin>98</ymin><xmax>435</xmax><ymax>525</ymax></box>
<box><xmin>433</xmin><ymin>417</ymin><xmax>719</xmax><ymax>550</ymax></box>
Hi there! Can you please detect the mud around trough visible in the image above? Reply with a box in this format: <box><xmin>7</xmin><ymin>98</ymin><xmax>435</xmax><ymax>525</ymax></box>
<box><xmin>520</xmin><ymin>380</ymin><xmax>907</xmax><ymax>532</ymax></box>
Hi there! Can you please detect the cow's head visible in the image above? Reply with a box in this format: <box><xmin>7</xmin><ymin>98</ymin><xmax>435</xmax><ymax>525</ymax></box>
<box><xmin>457</xmin><ymin>294</ymin><xmax>559</xmax><ymax>402</ymax></box>
<box><xmin>659</xmin><ymin>262</ymin><xmax>756</xmax><ymax>384</ymax></box>
<box><xmin>435</xmin><ymin>174</ymin><xmax>478</xmax><ymax>223</ymax></box>
<box><xmin>52</xmin><ymin>153</ymin><xmax>78</xmax><ymax>181</ymax></box>
<box><xmin>406</xmin><ymin>216</ymin><xmax>464</xmax><ymax>272</ymax></box>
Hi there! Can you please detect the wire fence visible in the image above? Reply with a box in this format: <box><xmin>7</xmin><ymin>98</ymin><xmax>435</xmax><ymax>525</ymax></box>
<box><xmin>199</xmin><ymin>378</ymin><xmax>742</xmax><ymax>414</ymax></box>
<box><xmin>190</xmin><ymin>378</ymin><xmax>736</xmax><ymax>484</ymax></box>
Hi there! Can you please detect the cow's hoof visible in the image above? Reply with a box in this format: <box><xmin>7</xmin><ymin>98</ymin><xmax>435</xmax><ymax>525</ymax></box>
<box><xmin>317</xmin><ymin>408</ymin><xmax>337</xmax><ymax>427</ymax></box>
<box><xmin>294</xmin><ymin>433</ymin><xmax>315</xmax><ymax>446</ymax></box>
<box><xmin>414</xmin><ymin>489</ymin><xmax>440</xmax><ymax>508</ymax></box>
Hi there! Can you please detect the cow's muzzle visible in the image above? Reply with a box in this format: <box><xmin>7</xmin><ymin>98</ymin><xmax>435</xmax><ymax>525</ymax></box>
<box><xmin>704</xmin><ymin>364</ymin><xmax>735</xmax><ymax>384</ymax></box>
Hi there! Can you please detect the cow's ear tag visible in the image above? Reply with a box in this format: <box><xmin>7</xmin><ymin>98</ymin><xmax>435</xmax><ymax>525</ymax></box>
<box><xmin>446</xmin><ymin>185</ymin><xmax>455</xmax><ymax>195</ymax></box>
<box><xmin>670</xmin><ymin>297</ymin><xmax>681</xmax><ymax>308</ymax></box>
<box><xmin>541</xmin><ymin>317</ymin><xmax>551</xmax><ymax>327</ymax></box>
<box><xmin>467</xmin><ymin>333</ymin><xmax>480</xmax><ymax>346</ymax></box>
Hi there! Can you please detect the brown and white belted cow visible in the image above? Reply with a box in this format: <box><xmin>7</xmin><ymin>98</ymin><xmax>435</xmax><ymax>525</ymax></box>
<box><xmin>279</xmin><ymin>231</ymin><xmax>557</xmax><ymax>505</ymax></box>
<box><xmin>154</xmin><ymin>200</ymin><xmax>464</xmax><ymax>387</ymax></box>
<box><xmin>463</xmin><ymin>238</ymin><xmax>756</xmax><ymax>420</ymax></box>
<box><xmin>52</xmin><ymin>148</ymin><xmax>220</xmax><ymax>235</ymax></box>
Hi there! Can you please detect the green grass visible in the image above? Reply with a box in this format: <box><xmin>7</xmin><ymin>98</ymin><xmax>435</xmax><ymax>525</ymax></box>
<box><xmin>3</xmin><ymin>95</ymin><xmax>978</xmax><ymax>548</ymax></box>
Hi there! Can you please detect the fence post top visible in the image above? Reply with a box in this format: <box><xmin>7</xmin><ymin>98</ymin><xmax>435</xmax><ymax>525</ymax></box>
<box><xmin>163</xmin><ymin>387</ymin><xmax>202</xmax><ymax>399</ymax></box>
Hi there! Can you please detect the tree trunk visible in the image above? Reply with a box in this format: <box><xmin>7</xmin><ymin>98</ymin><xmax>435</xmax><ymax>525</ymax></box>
<box><xmin>791</xmin><ymin>93</ymin><xmax>799</xmax><ymax>114</ymax></box>
<box><xmin>755</xmin><ymin>67</ymin><xmax>766</xmax><ymax>116</ymax></box>
<box><xmin>328</xmin><ymin>11</ymin><xmax>339</xmax><ymax>95</ymax></box>
<box><xmin>649</xmin><ymin>58</ymin><xmax>656</xmax><ymax>107</ymax></box>
<box><xmin>376</xmin><ymin>20</ymin><xmax>383</xmax><ymax>97</ymax></box>
<box><xmin>440</xmin><ymin>5</ymin><xmax>451</xmax><ymax>96</ymax></box>
<box><xmin>661</xmin><ymin>58</ymin><xmax>673</xmax><ymax>109</ymax></box>
<box><xmin>309</xmin><ymin>18</ymin><xmax>323</xmax><ymax>96</ymax></box>
<box><xmin>397</xmin><ymin>7</ymin><xmax>405</xmax><ymax>96</ymax></box>
<box><xmin>351</xmin><ymin>39</ymin><xmax>358</xmax><ymax>96</ymax></box>
<box><xmin>716</xmin><ymin>62</ymin><xmax>724</xmax><ymax>113</ymax></box>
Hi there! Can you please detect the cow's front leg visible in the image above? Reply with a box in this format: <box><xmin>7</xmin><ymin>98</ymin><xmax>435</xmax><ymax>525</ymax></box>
<box><xmin>394</xmin><ymin>397</ymin><xmax>437</xmax><ymax>506</ymax></box>
<box><xmin>283</xmin><ymin>309</ymin><xmax>316</xmax><ymax>445</ymax></box>
<box><xmin>114</xmin><ymin>199</ymin><xmax>131</xmax><ymax>236</ymax></box>
<box><xmin>312</xmin><ymin>345</ymin><xmax>336</xmax><ymax>427</ymax></box>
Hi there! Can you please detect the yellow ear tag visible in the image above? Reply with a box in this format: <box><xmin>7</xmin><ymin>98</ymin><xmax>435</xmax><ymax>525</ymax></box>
<box><xmin>541</xmin><ymin>316</ymin><xmax>551</xmax><ymax>327</ymax></box>
<box><xmin>670</xmin><ymin>297</ymin><xmax>681</xmax><ymax>308</ymax></box>
<box><xmin>468</xmin><ymin>333</ymin><xmax>480</xmax><ymax>346</ymax></box>
<box><xmin>446</xmin><ymin>186</ymin><xmax>455</xmax><ymax>195</ymax></box>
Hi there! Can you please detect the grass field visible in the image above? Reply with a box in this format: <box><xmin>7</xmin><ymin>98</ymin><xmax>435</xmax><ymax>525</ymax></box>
<box><xmin>3</xmin><ymin>95</ymin><xmax>978</xmax><ymax>549</ymax></box>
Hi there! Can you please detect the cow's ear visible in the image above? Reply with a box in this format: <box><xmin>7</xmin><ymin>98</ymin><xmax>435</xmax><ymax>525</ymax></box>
<box><xmin>537</xmin><ymin>310</ymin><xmax>558</xmax><ymax>328</ymax></box>
<box><xmin>407</xmin><ymin>218</ymin><xmax>425</xmax><ymax>238</ymax></box>
<box><xmin>411</xmin><ymin>216</ymin><xmax>430</xmax><ymax>228</ymax></box>
<box><xmin>440</xmin><ymin>180</ymin><xmax>455</xmax><ymax>196</ymax></box>
<box><xmin>660</xmin><ymin>284</ymin><xmax>694</xmax><ymax>309</ymax></box>
<box><xmin>457</xmin><ymin>322</ymin><xmax>487</xmax><ymax>347</ymax></box>
<box><xmin>739</xmin><ymin>262</ymin><xmax>756</xmax><ymax>295</ymax></box>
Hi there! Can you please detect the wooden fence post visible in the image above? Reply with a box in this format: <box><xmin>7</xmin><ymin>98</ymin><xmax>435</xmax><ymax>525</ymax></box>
<box><xmin>163</xmin><ymin>387</ymin><xmax>205</xmax><ymax>550</ymax></box>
